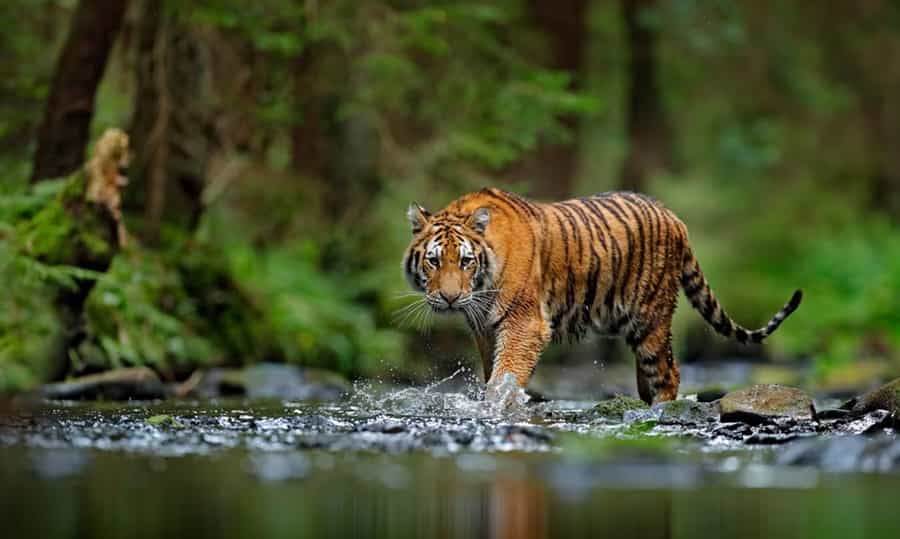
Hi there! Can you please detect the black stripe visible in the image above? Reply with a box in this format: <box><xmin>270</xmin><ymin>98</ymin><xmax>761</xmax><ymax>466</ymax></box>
<box><xmin>484</xmin><ymin>189</ymin><xmax>540</xmax><ymax>220</ymax></box>
<box><xmin>714</xmin><ymin>315</ymin><xmax>732</xmax><ymax>337</ymax></box>
<box><xmin>626</xmin><ymin>322</ymin><xmax>652</xmax><ymax>347</ymax></box>
<box><xmin>549</xmin><ymin>209</ymin><xmax>574</xmax><ymax>317</ymax></box>
<box><xmin>584</xmin><ymin>197</ymin><xmax>619</xmax><ymax>315</ymax></box>
<box><xmin>596</xmin><ymin>197</ymin><xmax>634</xmax><ymax>307</ymax></box>
<box><xmin>405</xmin><ymin>251</ymin><xmax>416</xmax><ymax>277</ymax></box>
<box><xmin>683</xmin><ymin>278</ymin><xmax>705</xmax><ymax>298</ymax></box>
<box><xmin>582</xmin><ymin>249</ymin><xmax>600</xmax><ymax>326</ymax></box>
<box><xmin>619</xmin><ymin>196</ymin><xmax>649</xmax><ymax>312</ymax></box>
<box><xmin>639</xmin><ymin>355</ymin><xmax>658</xmax><ymax>367</ymax></box>
<box><xmin>556</xmin><ymin>203</ymin><xmax>584</xmax><ymax>263</ymax></box>
<box><xmin>501</xmin><ymin>189</ymin><xmax>541</xmax><ymax>219</ymax></box>
<box><xmin>703</xmin><ymin>292</ymin><xmax>717</xmax><ymax>320</ymax></box>
<box><xmin>643</xmin><ymin>210</ymin><xmax>671</xmax><ymax>308</ymax></box>
<box><xmin>558</xmin><ymin>206</ymin><xmax>583</xmax><ymax>334</ymax></box>
<box><xmin>578</xmin><ymin>198</ymin><xmax>610</xmax><ymax>251</ymax></box>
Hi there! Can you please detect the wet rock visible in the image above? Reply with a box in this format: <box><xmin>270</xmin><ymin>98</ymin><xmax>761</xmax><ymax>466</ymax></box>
<box><xmin>622</xmin><ymin>407</ymin><xmax>661</xmax><ymax>423</ymax></box>
<box><xmin>814</xmin><ymin>408</ymin><xmax>850</xmax><ymax>420</ymax></box>
<box><xmin>695</xmin><ymin>387</ymin><xmax>727</xmax><ymax>403</ymax></box>
<box><xmin>497</xmin><ymin>425</ymin><xmax>553</xmax><ymax>443</ymax></box>
<box><xmin>744</xmin><ymin>432</ymin><xmax>800</xmax><ymax>445</ymax></box>
<box><xmin>197</xmin><ymin>364</ymin><xmax>350</xmax><ymax>401</ymax></box>
<box><xmin>587</xmin><ymin>395</ymin><xmax>648</xmax><ymax>421</ymax></box>
<box><xmin>656</xmin><ymin>399</ymin><xmax>720</xmax><ymax>425</ymax></box>
<box><xmin>719</xmin><ymin>384</ymin><xmax>814</xmax><ymax>424</ymax></box>
<box><xmin>777</xmin><ymin>435</ymin><xmax>900</xmax><ymax>472</ymax></box>
<box><xmin>848</xmin><ymin>378</ymin><xmax>900</xmax><ymax>420</ymax></box>
<box><xmin>356</xmin><ymin>420</ymin><xmax>408</xmax><ymax>434</ymax></box>
<box><xmin>826</xmin><ymin>410</ymin><xmax>896</xmax><ymax>435</ymax></box>
<box><xmin>39</xmin><ymin>367</ymin><xmax>165</xmax><ymax>401</ymax></box>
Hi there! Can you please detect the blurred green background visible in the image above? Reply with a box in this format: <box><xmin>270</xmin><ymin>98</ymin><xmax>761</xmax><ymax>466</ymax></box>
<box><xmin>1</xmin><ymin>0</ymin><xmax>898</xmax><ymax>393</ymax></box>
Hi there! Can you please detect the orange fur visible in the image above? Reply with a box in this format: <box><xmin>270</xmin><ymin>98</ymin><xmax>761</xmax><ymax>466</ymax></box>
<box><xmin>403</xmin><ymin>188</ymin><xmax>802</xmax><ymax>404</ymax></box>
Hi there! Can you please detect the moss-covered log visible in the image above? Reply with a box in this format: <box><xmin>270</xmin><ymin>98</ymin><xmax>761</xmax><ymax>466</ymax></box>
<box><xmin>18</xmin><ymin>128</ymin><xmax>130</xmax><ymax>380</ymax></box>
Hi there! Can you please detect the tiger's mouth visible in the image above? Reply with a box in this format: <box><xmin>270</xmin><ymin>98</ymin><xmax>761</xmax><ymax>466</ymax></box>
<box><xmin>428</xmin><ymin>292</ymin><xmax>466</xmax><ymax>313</ymax></box>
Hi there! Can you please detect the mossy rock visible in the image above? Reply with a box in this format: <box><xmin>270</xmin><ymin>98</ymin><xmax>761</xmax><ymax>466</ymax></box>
<box><xmin>849</xmin><ymin>378</ymin><xmax>900</xmax><ymax>417</ymax></box>
<box><xmin>146</xmin><ymin>414</ymin><xmax>184</xmax><ymax>429</ymax></box>
<box><xmin>18</xmin><ymin>171</ymin><xmax>117</xmax><ymax>268</ymax></box>
<box><xmin>657</xmin><ymin>399</ymin><xmax>720</xmax><ymax>425</ymax></box>
<box><xmin>587</xmin><ymin>395</ymin><xmax>648</xmax><ymax>421</ymax></box>
<box><xmin>719</xmin><ymin>384</ymin><xmax>814</xmax><ymax>424</ymax></box>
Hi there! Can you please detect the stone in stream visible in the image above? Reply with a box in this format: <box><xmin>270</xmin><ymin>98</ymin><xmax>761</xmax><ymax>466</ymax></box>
<box><xmin>656</xmin><ymin>399</ymin><xmax>720</xmax><ymax>425</ymax></box>
<box><xmin>777</xmin><ymin>435</ymin><xmax>900</xmax><ymax>472</ymax></box>
<box><xmin>719</xmin><ymin>384</ymin><xmax>815</xmax><ymax>424</ymax></box>
<box><xmin>846</xmin><ymin>378</ymin><xmax>900</xmax><ymax>422</ymax></box>
<box><xmin>39</xmin><ymin>367</ymin><xmax>166</xmax><ymax>401</ymax></box>
<box><xmin>196</xmin><ymin>363</ymin><xmax>350</xmax><ymax>401</ymax></box>
<box><xmin>587</xmin><ymin>395</ymin><xmax>648</xmax><ymax>421</ymax></box>
<box><xmin>695</xmin><ymin>387</ymin><xmax>728</xmax><ymax>403</ymax></box>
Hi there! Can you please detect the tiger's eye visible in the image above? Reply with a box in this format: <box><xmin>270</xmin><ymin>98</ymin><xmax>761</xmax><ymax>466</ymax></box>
<box><xmin>426</xmin><ymin>255</ymin><xmax>440</xmax><ymax>267</ymax></box>
<box><xmin>460</xmin><ymin>255</ymin><xmax>474</xmax><ymax>268</ymax></box>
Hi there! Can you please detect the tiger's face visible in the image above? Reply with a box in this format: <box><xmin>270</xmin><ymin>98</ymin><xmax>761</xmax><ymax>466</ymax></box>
<box><xmin>403</xmin><ymin>203</ymin><xmax>495</xmax><ymax>314</ymax></box>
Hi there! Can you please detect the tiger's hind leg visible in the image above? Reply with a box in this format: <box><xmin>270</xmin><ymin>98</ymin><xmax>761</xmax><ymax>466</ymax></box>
<box><xmin>627</xmin><ymin>320</ymin><xmax>680</xmax><ymax>404</ymax></box>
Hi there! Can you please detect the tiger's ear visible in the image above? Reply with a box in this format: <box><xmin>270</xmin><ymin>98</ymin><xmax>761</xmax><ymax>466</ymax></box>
<box><xmin>468</xmin><ymin>207</ymin><xmax>490</xmax><ymax>234</ymax></box>
<box><xmin>407</xmin><ymin>203</ymin><xmax>430</xmax><ymax>234</ymax></box>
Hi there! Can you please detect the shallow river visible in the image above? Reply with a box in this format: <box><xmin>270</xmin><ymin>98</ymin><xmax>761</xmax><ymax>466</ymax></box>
<box><xmin>1</xmin><ymin>376</ymin><xmax>898</xmax><ymax>539</ymax></box>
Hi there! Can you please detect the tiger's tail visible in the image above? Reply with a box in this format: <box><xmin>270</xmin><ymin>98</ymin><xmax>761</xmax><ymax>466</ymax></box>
<box><xmin>680</xmin><ymin>247</ymin><xmax>802</xmax><ymax>344</ymax></box>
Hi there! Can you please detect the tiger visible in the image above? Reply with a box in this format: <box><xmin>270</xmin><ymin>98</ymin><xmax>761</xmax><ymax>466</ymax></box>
<box><xmin>402</xmin><ymin>187</ymin><xmax>802</xmax><ymax>404</ymax></box>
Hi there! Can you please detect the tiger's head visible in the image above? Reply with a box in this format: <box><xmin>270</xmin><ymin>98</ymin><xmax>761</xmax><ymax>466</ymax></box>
<box><xmin>403</xmin><ymin>203</ymin><xmax>496</xmax><ymax>314</ymax></box>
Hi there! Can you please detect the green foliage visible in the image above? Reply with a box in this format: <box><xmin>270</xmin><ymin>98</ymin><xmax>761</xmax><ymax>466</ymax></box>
<box><xmin>199</xmin><ymin>176</ymin><xmax>407</xmax><ymax>376</ymax></box>
<box><xmin>82</xmin><ymin>248</ymin><xmax>221</xmax><ymax>373</ymax></box>
<box><xmin>224</xmin><ymin>239</ymin><xmax>404</xmax><ymax>375</ymax></box>
<box><xmin>787</xmin><ymin>218</ymin><xmax>900</xmax><ymax>375</ymax></box>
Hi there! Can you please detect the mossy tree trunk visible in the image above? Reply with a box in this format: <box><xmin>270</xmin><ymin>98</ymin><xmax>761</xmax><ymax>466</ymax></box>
<box><xmin>31</xmin><ymin>0</ymin><xmax>129</xmax><ymax>182</ymax></box>
<box><xmin>20</xmin><ymin>130</ymin><xmax>130</xmax><ymax>380</ymax></box>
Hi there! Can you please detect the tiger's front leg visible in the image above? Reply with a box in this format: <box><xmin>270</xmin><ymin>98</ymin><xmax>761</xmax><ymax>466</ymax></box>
<box><xmin>473</xmin><ymin>332</ymin><xmax>496</xmax><ymax>383</ymax></box>
<box><xmin>486</xmin><ymin>307</ymin><xmax>552</xmax><ymax>389</ymax></box>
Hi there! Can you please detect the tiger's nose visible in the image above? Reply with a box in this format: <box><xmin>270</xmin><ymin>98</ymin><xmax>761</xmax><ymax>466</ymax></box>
<box><xmin>440</xmin><ymin>292</ymin><xmax>460</xmax><ymax>306</ymax></box>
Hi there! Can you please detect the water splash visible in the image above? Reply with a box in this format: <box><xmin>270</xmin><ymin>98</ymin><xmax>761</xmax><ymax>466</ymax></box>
<box><xmin>347</xmin><ymin>368</ymin><xmax>531</xmax><ymax>420</ymax></box>
<box><xmin>484</xmin><ymin>373</ymin><xmax>531</xmax><ymax>419</ymax></box>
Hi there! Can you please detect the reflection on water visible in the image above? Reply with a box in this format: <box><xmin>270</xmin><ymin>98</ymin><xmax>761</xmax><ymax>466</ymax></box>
<box><xmin>1</xmin><ymin>447</ymin><xmax>899</xmax><ymax>539</ymax></box>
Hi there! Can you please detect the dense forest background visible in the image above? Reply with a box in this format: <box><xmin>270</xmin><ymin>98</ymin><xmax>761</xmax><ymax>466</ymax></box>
<box><xmin>1</xmin><ymin>0</ymin><xmax>899</xmax><ymax>393</ymax></box>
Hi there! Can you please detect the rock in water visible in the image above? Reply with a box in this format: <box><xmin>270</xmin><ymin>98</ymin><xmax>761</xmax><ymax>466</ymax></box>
<box><xmin>849</xmin><ymin>378</ymin><xmax>900</xmax><ymax>419</ymax></box>
<box><xmin>39</xmin><ymin>367</ymin><xmax>165</xmax><ymax>401</ymax></box>
<box><xmin>656</xmin><ymin>399</ymin><xmax>720</xmax><ymax>425</ymax></box>
<box><xmin>719</xmin><ymin>384</ymin><xmax>814</xmax><ymax>424</ymax></box>
<box><xmin>587</xmin><ymin>395</ymin><xmax>648</xmax><ymax>421</ymax></box>
<box><xmin>197</xmin><ymin>363</ymin><xmax>350</xmax><ymax>401</ymax></box>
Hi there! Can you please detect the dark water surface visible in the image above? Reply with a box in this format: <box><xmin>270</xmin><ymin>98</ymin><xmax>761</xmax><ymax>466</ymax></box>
<box><xmin>1</xmin><ymin>385</ymin><xmax>898</xmax><ymax>539</ymax></box>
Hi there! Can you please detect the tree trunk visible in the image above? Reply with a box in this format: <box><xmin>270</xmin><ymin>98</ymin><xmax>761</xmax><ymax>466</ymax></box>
<box><xmin>290</xmin><ymin>47</ymin><xmax>381</xmax><ymax>226</ymax></box>
<box><xmin>619</xmin><ymin>0</ymin><xmax>672</xmax><ymax>192</ymax></box>
<box><xmin>31</xmin><ymin>0</ymin><xmax>129</xmax><ymax>182</ymax></box>
<box><xmin>520</xmin><ymin>0</ymin><xmax>588</xmax><ymax>200</ymax></box>
<box><xmin>129</xmin><ymin>0</ymin><xmax>210</xmax><ymax>243</ymax></box>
